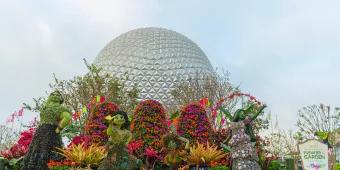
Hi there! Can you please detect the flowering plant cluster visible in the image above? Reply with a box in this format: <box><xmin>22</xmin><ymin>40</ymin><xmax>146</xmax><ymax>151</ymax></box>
<box><xmin>47</xmin><ymin>160</ymin><xmax>80</xmax><ymax>168</ymax></box>
<box><xmin>84</xmin><ymin>96</ymin><xmax>119</xmax><ymax>144</ymax></box>
<box><xmin>0</xmin><ymin>128</ymin><xmax>35</xmax><ymax>159</ymax></box>
<box><xmin>5</xmin><ymin>108</ymin><xmax>24</xmax><ymax>123</ymax></box>
<box><xmin>177</xmin><ymin>103</ymin><xmax>212</xmax><ymax>143</ymax></box>
<box><xmin>131</xmin><ymin>99</ymin><xmax>169</xmax><ymax>151</ymax></box>
<box><xmin>127</xmin><ymin>139</ymin><xmax>144</xmax><ymax>155</ymax></box>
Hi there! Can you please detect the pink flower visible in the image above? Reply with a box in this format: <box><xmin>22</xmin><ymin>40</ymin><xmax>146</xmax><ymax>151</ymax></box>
<box><xmin>212</xmin><ymin>110</ymin><xmax>218</xmax><ymax>118</ymax></box>
<box><xmin>6</xmin><ymin>117</ymin><xmax>14</xmax><ymax>123</ymax></box>
<box><xmin>100</xmin><ymin>96</ymin><xmax>106</xmax><ymax>103</ymax></box>
<box><xmin>18</xmin><ymin>108</ymin><xmax>24</xmax><ymax>117</ymax></box>
<box><xmin>221</xmin><ymin>118</ymin><xmax>225</xmax><ymax>126</ymax></box>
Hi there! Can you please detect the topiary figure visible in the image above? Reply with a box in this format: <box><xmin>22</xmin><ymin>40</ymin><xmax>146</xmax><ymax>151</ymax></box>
<box><xmin>177</xmin><ymin>103</ymin><xmax>212</xmax><ymax>143</ymax></box>
<box><xmin>98</xmin><ymin>113</ymin><xmax>141</xmax><ymax>170</ymax></box>
<box><xmin>84</xmin><ymin>97</ymin><xmax>121</xmax><ymax>145</ymax></box>
<box><xmin>161</xmin><ymin>126</ymin><xmax>190</xmax><ymax>170</ymax></box>
<box><xmin>130</xmin><ymin>99</ymin><xmax>169</xmax><ymax>151</ymax></box>
<box><xmin>22</xmin><ymin>91</ymin><xmax>71</xmax><ymax>170</ymax></box>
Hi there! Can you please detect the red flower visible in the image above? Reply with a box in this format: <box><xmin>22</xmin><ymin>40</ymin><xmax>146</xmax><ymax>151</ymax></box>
<box><xmin>72</xmin><ymin>112</ymin><xmax>81</xmax><ymax>121</ymax></box>
<box><xmin>127</xmin><ymin>140</ymin><xmax>143</xmax><ymax>154</ymax></box>
<box><xmin>100</xmin><ymin>96</ymin><xmax>106</xmax><ymax>103</ymax></box>
<box><xmin>144</xmin><ymin>147</ymin><xmax>159</xmax><ymax>159</ymax></box>
<box><xmin>0</xmin><ymin>128</ymin><xmax>35</xmax><ymax>159</ymax></box>
<box><xmin>199</xmin><ymin>97</ymin><xmax>209</xmax><ymax>107</ymax></box>
<box><xmin>68</xmin><ymin>135</ymin><xmax>92</xmax><ymax>148</ymax></box>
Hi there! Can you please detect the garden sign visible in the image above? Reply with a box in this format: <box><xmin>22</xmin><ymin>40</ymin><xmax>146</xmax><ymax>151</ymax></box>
<box><xmin>299</xmin><ymin>140</ymin><xmax>328</xmax><ymax>170</ymax></box>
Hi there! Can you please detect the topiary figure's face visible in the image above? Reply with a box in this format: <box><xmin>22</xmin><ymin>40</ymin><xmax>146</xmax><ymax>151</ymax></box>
<box><xmin>168</xmin><ymin>140</ymin><xmax>178</xmax><ymax>150</ymax></box>
<box><xmin>47</xmin><ymin>91</ymin><xmax>63</xmax><ymax>104</ymax></box>
<box><xmin>112</xmin><ymin>114</ymin><xmax>125</xmax><ymax>127</ymax></box>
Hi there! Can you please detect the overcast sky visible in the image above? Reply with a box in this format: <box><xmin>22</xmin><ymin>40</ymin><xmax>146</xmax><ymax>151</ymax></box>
<box><xmin>1</xmin><ymin>0</ymin><xmax>339</xmax><ymax>130</ymax></box>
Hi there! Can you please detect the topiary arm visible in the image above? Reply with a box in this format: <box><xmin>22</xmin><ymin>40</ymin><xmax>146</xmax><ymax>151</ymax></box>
<box><xmin>232</xmin><ymin>109</ymin><xmax>244</xmax><ymax>122</ymax></box>
<box><xmin>220</xmin><ymin>107</ymin><xmax>233</xmax><ymax>121</ymax></box>
<box><xmin>56</xmin><ymin>111</ymin><xmax>71</xmax><ymax>133</ymax></box>
<box><xmin>107</xmin><ymin>123</ymin><xmax>113</xmax><ymax>136</ymax></box>
<box><xmin>178</xmin><ymin>137</ymin><xmax>190</xmax><ymax>150</ymax></box>
<box><xmin>250</xmin><ymin>105</ymin><xmax>266</xmax><ymax>121</ymax></box>
<box><xmin>314</xmin><ymin>131</ymin><xmax>328</xmax><ymax>140</ymax></box>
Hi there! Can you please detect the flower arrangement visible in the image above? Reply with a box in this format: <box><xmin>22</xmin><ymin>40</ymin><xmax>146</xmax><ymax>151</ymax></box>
<box><xmin>84</xmin><ymin>96</ymin><xmax>119</xmax><ymax>145</ymax></box>
<box><xmin>131</xmin><ymin>99</ymin><xmax>169</xmax><ymax>151</ymax></box>
<box><xmin>177</xmin><ymin>103</ymin><xmax>212</xmax><ymax>143</ymax></box>
<box><xmin>0</xmin><ymin>128</ymin><xmax>35</xmax><ymax>159</ymax></box>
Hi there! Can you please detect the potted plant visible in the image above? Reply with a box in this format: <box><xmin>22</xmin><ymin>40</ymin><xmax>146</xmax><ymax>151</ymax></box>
<box><xmin>182</xmin><ymin>142</ymin><xmax>227</xmax><ymax>170</ymax></box>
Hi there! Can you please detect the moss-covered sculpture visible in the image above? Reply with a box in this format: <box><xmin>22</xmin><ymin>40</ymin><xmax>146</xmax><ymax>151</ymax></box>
<box><xmin>229</xmin><ymin>121</ymin><xmax>261</xmax><ymax>170</ymax></box>
<box><xmin>22</xmin><ymin>91</ymin><xmax>71</xmax><ymax>170</ymax></box>
<box><xmin>224</xmin><ymin>104</ymin><xmax>266</xmax><ymax>143</ymax></box>
<box><xmin>227</xmin><ymin>104</ymin><xmax>266</xmax><ymax>170</ymax></box>
<box><xmin>161</xmin><ymin>126</ymin><xmax>190</xmax><ymax>170</ymax></box>
<box><xmin>98</xmin><ymin>112</ymin><xmax>141</xmax><ymax>170</ymax></box>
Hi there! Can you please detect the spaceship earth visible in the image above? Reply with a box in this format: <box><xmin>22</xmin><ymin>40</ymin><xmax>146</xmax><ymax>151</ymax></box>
<box><xmin>93</xmin><ymin>27</ymin><xmax>214</xmax><ymax>107</ymax></box>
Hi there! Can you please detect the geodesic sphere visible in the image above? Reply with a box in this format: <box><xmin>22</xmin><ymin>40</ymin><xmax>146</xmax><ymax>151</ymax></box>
<box><xmin>93</xmin><ymin>27</ymin><xmax>214</xmax><ymax>107</ymax></box>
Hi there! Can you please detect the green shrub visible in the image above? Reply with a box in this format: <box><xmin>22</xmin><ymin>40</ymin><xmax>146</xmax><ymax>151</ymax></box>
<box><xmin>335</xmin><ymin>163</ymin><xmax>340</xmax><ymax>170</ymax></box>
<box><xmin>269</xmin><ymin>160</ymin><xmax>286</xmax><ymax>170</ymax></box>
<box><xmin>49</xmin><ymin>166</ymin><xmax>71</xmax><ymax>170</ymax></box>
<box><xmin>209</xmin><ymin>166</ymin><xmax>230</xmax><ymax>170</ymax></box>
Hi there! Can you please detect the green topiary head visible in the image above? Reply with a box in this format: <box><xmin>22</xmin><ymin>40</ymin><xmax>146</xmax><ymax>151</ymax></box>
<box><xmin>106</xmin><ymin>114</ymin><xmax>126</xmax><ymax>128</ymax></box>
<box><xmin>161</xmin><ymin>132</ymin><xmax>182</xmax><ymax>150</ymax></box>
<box><xmin>47</xmin><ymin>91</ymin><xmax>64</xmax><ymax>104</ymax></box>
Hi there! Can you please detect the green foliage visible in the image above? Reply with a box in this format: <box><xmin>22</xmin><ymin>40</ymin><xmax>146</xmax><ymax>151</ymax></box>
<box><xmin>98</xmin><ymin>144</ymin><xmax>142</xmax><ymax>170</ymax></box>
<box><xmin>0</xmin><ymin>157</ymin><xmax>23</xmax><ymax>170</ymax></box>
<box><xmin>209</xmin><ymin>166</ymin><xmax>230</xmax><ymax>170</ymax></box>
<box><xmin>335</xmin><ymin>163</ymin><xmax>340</xmax><ymax>170</ymax></box>
<box><xmin>268</xmin><ymin>160</ymin><xmax>286</xmax><ymax>170</ymax></box>
<box><xmin>105</xmin><ymin>114</ymin><xmax>132</xmax><ymax>145</ymax></box>
<box><xmin>49</xmin><ymin>166</ymin><xmax>71</xmax><ymax>170</ymax></box>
